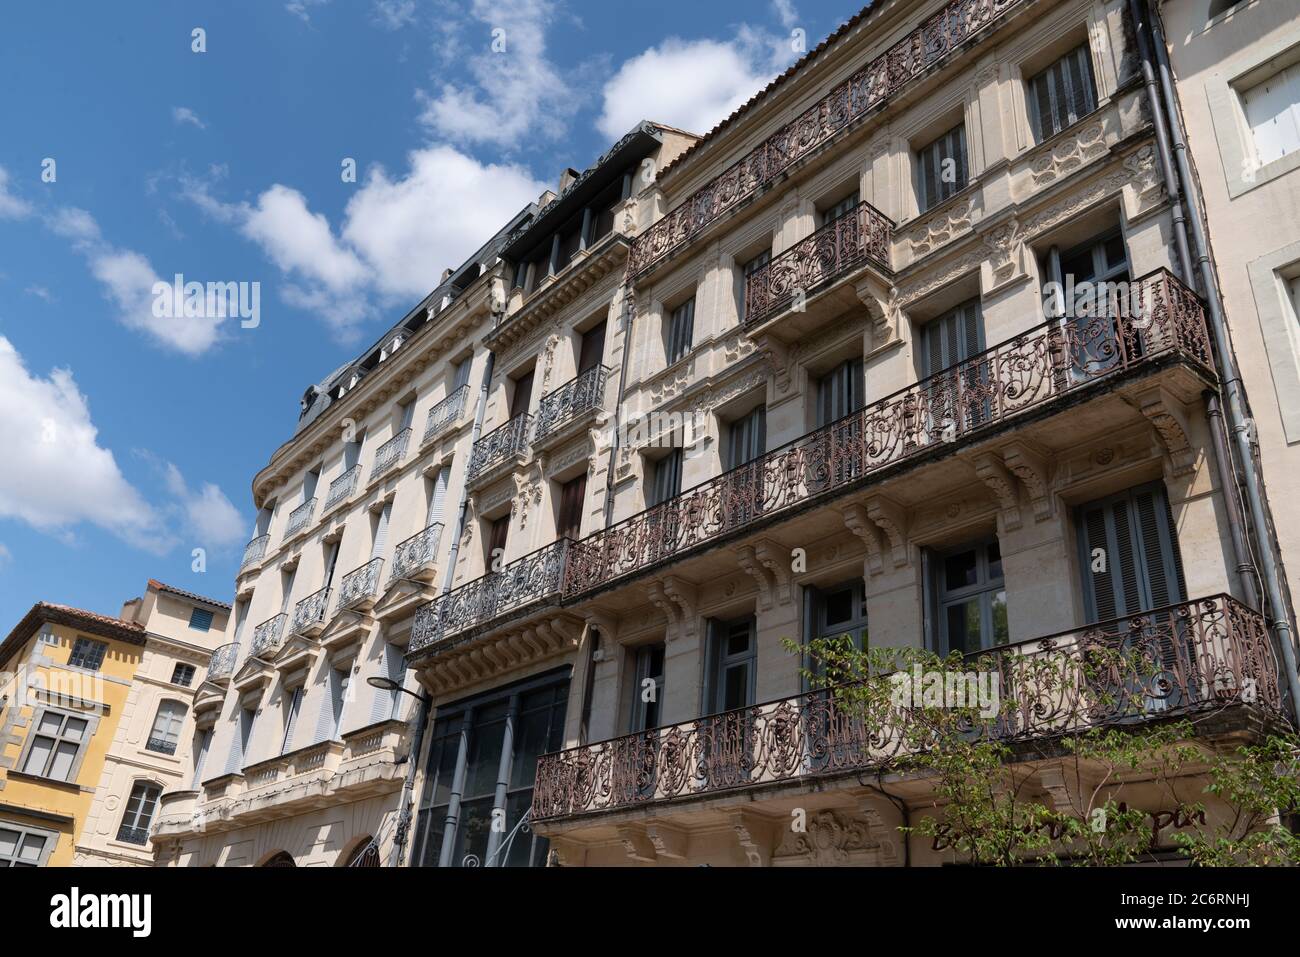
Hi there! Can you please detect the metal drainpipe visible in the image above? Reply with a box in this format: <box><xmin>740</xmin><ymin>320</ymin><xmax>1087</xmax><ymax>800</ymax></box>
<box><xmin>603</xmin><ymin>274</ymin><xmax>636</xmax><ymax>526</ymax></box>
<box><xmin>1140</xmin><ymin>0</ymin><xmax>1300</xmax><ymax>713</ymax></box>
<box><xmin>392</xmin><ymin>333</ymin><xmax>498</xmax><ymax>866</ymax></box>
<box><xmin>1128</xmin><ymin>0</ymin><xmax>1259</xmax><ymax>609</ymax></box>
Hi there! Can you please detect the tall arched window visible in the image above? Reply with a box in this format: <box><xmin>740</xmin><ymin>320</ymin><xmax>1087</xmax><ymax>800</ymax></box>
<box><xmin>117</xmin><ymin>781</ymin><xmax>162</xmax><ymax>845</ymax></box>
<box><xmin>263</xmin><ymin>851</ymin><xmax>296</xmax><ymax>867</ymax></box>
<box><xmin>146</xmin><ymin>700</ymin><xmax>187</xmax><ymax>755</ymax></box>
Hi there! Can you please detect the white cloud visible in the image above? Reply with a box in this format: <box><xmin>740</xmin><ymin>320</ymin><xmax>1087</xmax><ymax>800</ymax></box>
<box><xmin>182</xmin><ymin>147</ymin><xmax>544</xmax><ymax>336</ymax></box>
<box><xmin>418</xmin><ymin>0</ymin><xmax>576</xmax><ymax>146</ymax></box>
<box><xmin>772</xmin><ymin>0</ymin><xmax>799</xmax><ymax>30</ymax></box>
<box><xmin>597</xmin><ymin>30</ymin><xmax>796</xmax><ymax>141</ymax></box>
<box><xmin>24</xmin><ymin>285</ymin><xmax>54</xmax><ymax>303</ymax></box>
<box><xmin>49</xmin><ymin>208</ymin><xmax>225</xmax><ymax>356</ymax></box>
<box><xmin>160</xmin><ymin>462</ymin><xmax>247</xmax><ymax>549</ymax></box>
<box><xmin>373</xmin><ymin>0</ymin><xmax>416</xmax><ymax>29</ymax></box>
<box><xmin>0</xmin><ymin>336</ymin><xmax>167</xmax><ymax>552</ymax></box>
<box><xmin>286</xmin><ymin>0</ymin><xmax>328</xmax><ymax>22</ymax></box>
<box><xmin>0</xmin><ymin>166</ymin><xmax>32</xmax><ymax>220</ymax></box>
<box><xmin>172</xmin><ymin>106</ymin><xmax>206</xmax><ymax>130</ymax></box>
<box><xmin>0</xmin><ymin>543</ymin><xmax>11</xmax><ymax>566</ymax></box>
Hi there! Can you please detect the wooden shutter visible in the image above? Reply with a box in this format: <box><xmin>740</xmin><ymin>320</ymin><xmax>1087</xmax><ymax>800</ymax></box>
<box><xmin>303</xmin><ymin>470</ymin><xmax>319</xmax><ymax>501</ymax></box>
<box><xmin>578</xmin><ymin>321</ymin><xmax>607</xmax><ymax>372</ymax></box>
<box><xmin>371</xmin><ymin>502</ymin><xmax>392</xmax><ymax>560</ymax></box>
<box><xmin>454</xmin><ymin>358</ymin><xmax>473</xmax><ymax>389</ymax></box>
<box><xmin>510</xmin><ymin>372</ymin><xmax>534</xmax><ymax>418</ymax></box>
<box><xmin>489</xmin><ymin>515</ymin><xmax>510</xmax><ymax>562</ymax></box>
<box><xmin>817</xmin><ymin>359</ymin><xmax>863</xmax><ymax>427</ymax></box>
<box><xmin>426</xmin><ymin>467</ymin><xmax>448</xmax><ymax>527</ymax></box>
<box><xmin>367</xmin><ymin>644</ymin><xmax>405</xmax><ymax>724</ymax></box>
<box><xmin>557</xmin><ymin>475</ymin><xmax>587</xmax><ymax>540</ymax></box>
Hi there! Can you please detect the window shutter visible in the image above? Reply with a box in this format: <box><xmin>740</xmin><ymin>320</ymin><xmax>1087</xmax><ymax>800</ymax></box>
<box><xmin>368</xmin><ymin>643</ymin><xmax>405</xmax><ymax>724</ymax></box>
<box><xmin>427</xmin><ymin>467</ymin><xmax>448</xmax><ymax>527</ymax></box>
<box><xmin>579</xmin><ymin>321</ymin><xmax>607</xmax><ymax>372</ymax></box>
<box><xmin>1077</xmin><ymin>483</ymin><xmax>1186</xmax><ymax>624</ymax></box>
<box><xmin>509</xmin><ymin>372</ymin><xmax>534</xmax><ymax>418</ymax></box>
<box><xmin>371</xmin><ymin>502</ymin><xmax>392</xmax><ymax>560</ymax></box>
<box><xmin>304</xmin><ymin>470</ymin><xmax>319</xmax><ymax>501</ymax></box>
<box><xmin>192</xmin><ymin>728</ymin><xmax>212</xmax><ymax>787</ymax></box>
<box><xmin>312</xmin><ymin>676</ymin><xmax>338</xmax><ymax>744</ymax></box>
<box><xmin>399</xmin><ymin>400</ymin><xmax>415</xmax><ymax>431</ymax></box>
<box><xmin>454</xmin><ymin>358</ymin><xmax>473</xmax><ymax>389</ymax></box>
<box><xmin>280</xmin><ymin>567</ymin><xmax>296</xmax><ymax>614</ymax></box>
<box><xmin>281</xmin><ymin>686</ymin><xmax>303</xmax><ymax>753</ymax></box>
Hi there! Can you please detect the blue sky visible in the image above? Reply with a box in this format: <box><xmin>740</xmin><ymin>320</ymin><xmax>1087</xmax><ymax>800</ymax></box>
<box><xmin>0</xmin><ymin>0</ymin><xmax>856</xmax><ymax>626</ymax></box>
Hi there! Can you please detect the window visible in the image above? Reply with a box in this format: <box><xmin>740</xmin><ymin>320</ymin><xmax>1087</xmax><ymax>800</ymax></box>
<box><xmin>666</xmin><ymin>298</ymin><xmax>695</xmax><ymax>365</ymax></box>
<box><xmin>726</xmin><ymin>406</ymin><xmax>767</xmax><ymax>469</ymax></box>
<box><xmin>170</xmin><ymin>662</ymin><xmax>196</xmax><ymax>687</ymax></box>
<box><xmin>930</xmin><ymin>539</ymin><xmax>1008</xmax><ymax>655</ymax></box>
<box><xmin>648</xmin><ymin>449</ymin><xmax>683</xmax><ymax>507</ymax></box>
<box><xmin>821</xmin><ymin>191</ymin><xmax>860</xmax><ymax>225</ymax></box>
<box><xmin>816</xmin><ymin>358</ymin><xmax>864</xmax><ymax>427</ymax></box>
<box><xmin>0</xmin><ymin>821</ymin><xmax>57</xmax><ymax>866</ymax></box>
<box><xmin>706</xmin><ymin>617</ymin><xmax>757</xmax><ymax>713</ymax></box>
<box><xmin>917</xmin><ymin>124</ymin><xmax>968</xmax><ymax>212</ymax></box>
<box><xmin>230</xmin><ymin>705</ymin><xmax>257</xmax><ymax>772</ymax></box>
<box><xmin>1044</xmin><ymin>230</ymin><xmax>1131</xmax><ymax>378</ymax></box>
<box><xmin>1209</xmin><ymin>0</ymin><xmax>1242</xmax><ymax>15</ymax></box>
<box><xmin>117</xmin><ymin>782</ymin><xmax>162</xmax><ymax>845</ymax></box>
<box><xmin>21</xmin><ymin>709</ymin><xmax>90</xmax><ymax>781</ymax></box>
<box><xmin>411</xmin><ymin>672</ymin><xmax>569</xmax><ymax>868</ymax></box>
<box><xmin>188</xmin><ymin>607</ymin><xmax>214</xmax><ymax>632</ymax></box>
<box><xmin>509</xmin><ymin>370</ymin><xmax>534</xmax><ymax>419</ymax></box>
<box><xmin>630</xmin><ymin>643</ymin><xmax>666</xmax><ymax>732</ymax></box>
<box><xmin>281</xmin><ymin>686</ymin><xmax>304</xmax><ymax>753</ymax></box>
<box><xmin>1028</xmin><ymin>44</ymin><xmax>1097</xmax><ymax>141</ymax></box>
<box><xmin>556</xmin><ymin>474</ymin><xmax>587</xmax><ymax>541</ymax></box>
<box><xmin>330</xmin><ymin>668</ymin><xmax>350</xmax><ymax>738</ymax></box>
<box><xmin>487</xmin><ymin>515</ymin><xmax>510</xmax><ymax>571</ymax></box>
<box><xmin>1241</xmin><ymin>63</ymin><xmax>1300</xmax><ymax>167</ymax></box>
<box><xmin>578</xmin><ymin>321</ymin><xmax>607</xmax><ymax>373</ymax></box>
<box><xmin>725</xmin><ymin>406</ymin><xmax>767</xmax><ymax>528</ymax></box>
<box><xmin>740</xmin><ymin>252</ymin><xmax>772</xmax><ymax>323</ymax></box>
<box><xmin>68</xmin><ymin>637</ymin><xmax>108</xmax><ymax>671</ymax></box>
<box><xmin>1076</xmin><ymin>482</ymin><xmax>1185</xmax><ymax>623</ymax></box>
<box><xmin>192</xmin><ymin>727</ymin><xmax>213</xmax><ymax>787</ymax></box>
<box><xmin>920</xmin><ymin>299</ymin><xmax>985</xmax><ymax>377</ymax></box>
<box><xmin>810</xmin><ymin>580</ymin><xmax>868</xmax><ymax>655</ymax></box>
<box><xmin>146</xmin><ymin>701</ymin><xmax>186</xmax><ymax>755</ymax></box>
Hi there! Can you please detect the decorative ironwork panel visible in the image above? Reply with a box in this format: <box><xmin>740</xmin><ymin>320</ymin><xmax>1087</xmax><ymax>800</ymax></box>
<box><xmin>628</xmin><ymin>0</ymin><xmax>1026</xmax><ymax>278</ymax></box>
<box><xmin>536</xmin><ymin>365</ymin><xmax>611</xmax><ymax>442</ymax></box>
<box><xmin>371</xmin><ymin>428</ymin><xmax>412</xmax><ymax>481</ymax></box>
<box><xmin>117</xmin><ymin>824</ymin><xmax>150</xmax><ymax>846</ymax></box>
<box><xmin>240</xmin><ymin>534</ymin><xmax>270</xmax><ymax>570</ymax></box>
<box><xmin>250</xmin><ymin>613</ymin><xmax>288</xmax><ymax>659</ymax></box>
<box><xmin>286</xmin><ymin>498</ymin><xmax>317</xmax><ymax>537</ymax></box>
<box><xmin>325</xmin><ymin>465</ymin><xmax>361</xmax><ymax>509</ymax></box>
<box><xmin>468</xmin><ymin>413</ymin><xmax>533</xmax><ymax>482</ymax></box>
<box><xmin>207</xmin><ymin>643</ymin><xmax>239</xmax><ymax>680</ymax></box>
<box><xmin>533</xmin><ymin>595</ymin><xmax>1280</xmax><ymax>822</ymax></box>
<box><xmin>336</xmin><ymin>558</ymin><xmax>384</xmax><ymax>612</ymax></box>
<box><xmin>292</xmin><ymin>586</ymin><xmax>331</xmax><ymax>635</ymax></box>
<box><xmin>389</xmin><ymin>523</ymin><xmax>444</xmax><ymax>584</ymax></box>
<box><xmin>410</xmin><ymin>540</ymin><xmax>570</xmax><ymax>652</ymax></box>
<box><xmin>146</xmin><ymin>737</ymin><xmax>178</xmax><ymax>756</ymax></box>
<box><xmin>744</xmin><ymin>202</ymin><xmax>892</xmax><ymax>328</ymax></box>
<box><xmin>423</xmin><ymin>385</ymin><xmax>470</xmax><ymax>445</ymax></box>
<box><xmin>563</xmin><ymin>270</ymin><xmax>1213</xmax><ymax>598</ymax></box>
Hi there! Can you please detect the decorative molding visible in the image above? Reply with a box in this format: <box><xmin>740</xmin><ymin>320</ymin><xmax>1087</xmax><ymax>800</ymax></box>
<box><xmin>972</xmin><ymin>451</ymin><xmax>1023</xmax><ymax>532</ymax></box>
<box><xmin>1002</xmin><ymin>440</ymin><xmax>1054</xmax><ymax>521</ymax></box>
<box><xmin>842</xmin><ymin>503</ymin><xmax>886</xmax><ymax>577</ymax></box>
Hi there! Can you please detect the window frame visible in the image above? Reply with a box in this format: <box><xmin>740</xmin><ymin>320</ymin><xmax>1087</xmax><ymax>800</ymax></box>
<box><xmin>16</xmin><ymin>706</ymin><xmax>99</xmax><ymax>783</ymax></box>
<box><xmin>629</xmin><ymin>642</ymin><xmax>666</xmax><ymax>732</ymax></box>
<box><xmin>1027</xmin><ymin>43</ymin><xmax>1098</xmax><ymax>143</ymax></box>
<box><xmin>146</xmin><ymin>700</ymin><xmax>187</xmax><ymax>755</ymax></box>
<box><xmin>116</xmin><ymin>780</ymin><xmax>163</xmax><ymax>846</ymax></box>
<box><xmin>169</xmin><ymin>662</ymin><xmax>196</xmax><ymax>687</ymax></box>
<box><xmin>916</xmin><ymin>124</ymin><xmax>969</xmax><ymax>213</ymax></box>
<box><xmin>927</xmin><ymin>538</ymin><xmax>1009</xmax><ymax>656</ymax></box>
<box><xmin>666</xmin><ymin>297</ymin><xmax>696</xmax><ymax>366</ymax></box>
<box><xmin>0</xmin><ymin>819</ymin><xmax>59</xmax><ymax>867</ymax></box>
<box><xmin>67</xmin><ymin>637</ymin><xmax>108</xmax><ymax>671</ymax></box>
<box><xmin>188</xmin><ymin>607</ymin><xmax>214</xmax><ymax>632</ymax></box>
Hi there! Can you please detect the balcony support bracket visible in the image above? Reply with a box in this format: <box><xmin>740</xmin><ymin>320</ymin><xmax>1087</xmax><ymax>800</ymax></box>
<box><xmin>1131</xmin><ymin>385</ymin><xmax>1197</xmax><ymax>477</ymax></box>
<box><xmin>972</xmin><ymin>452</ymin><xmax>1024</xmax><ymax>532</ymax></box>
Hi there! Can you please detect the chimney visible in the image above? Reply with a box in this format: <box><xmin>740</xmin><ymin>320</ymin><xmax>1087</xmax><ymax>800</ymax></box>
<box><xmin>557</xmin><ymin>167</ymin><xmax>581</xmax><ymax>192</ymax></box>
<box><xmin>441</xmin><ymin>267</ymin><xmax>454</xmax><ymax>283</ymax></box>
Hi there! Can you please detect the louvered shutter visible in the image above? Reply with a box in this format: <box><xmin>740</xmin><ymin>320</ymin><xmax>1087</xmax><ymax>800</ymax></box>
<box><xmin>579</xmin><ymin>321</ymin><xmax>607</xmax><ymax>372</ymax></box>
<box><xmin>427</xmin><ymin>467</ymin><xmax>448</xmax><ymax>527</ymax></box>
<box><xmin>454</xmin><ymin>358</ymin><xmax>473</xmax><ymax>389</ymax></box>
<box><xmin>371</xmin><ymin>502</ymin><xmax>391</xmax><ymax>560</ymax></box>
<box><xmin>367</xmin><ymin>643</ymin><xmax>406</xmax><ymax>724</ymax></box>
<box><xmin>1077</xmin><ymin>483</ymin><xmax>1186</xmax><ymax>624</ymax></box>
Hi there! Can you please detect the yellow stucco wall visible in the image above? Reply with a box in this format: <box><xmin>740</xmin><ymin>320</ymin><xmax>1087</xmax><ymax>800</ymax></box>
<box><xmin>0</xmin><ymin>621</ymin><xmax>140</xmax><ymax>866</ymax></box>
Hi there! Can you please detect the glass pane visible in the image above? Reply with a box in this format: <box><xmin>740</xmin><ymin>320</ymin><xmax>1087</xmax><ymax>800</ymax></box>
<box><xmin>725</xmin><ymin>625</ymin><xmax>751</xmax><ymax>657</ymax></box>
<box><xmin>18</xmin><ymin>833</ymin><xmax>45</xmax><ymax>862</ymax></box>
<box><xmin>0</xmin><ymin>828</ymin><xmax>18</xmax><ymax>858</ymax></box>
<box><xmin>823</xmin><ymin>589</ymin><xmax>854</xmax><ymax>627</ymax></box>
<box><xmin>510</xmin><ymin>707</ymin><xmax>554</xmax><ymax>790</ymax></box>
<box><xmin>63</xmin><ymin>717</ymin><xmax>87</xmax><ymax>741</ymax></box>
<box><xmin>464</xmin><ymin>710</ymin><xmax>507</xmax><ymax>799</ymax></box>
<box><xmin>945</xmin><ymin>600</ymin><xmax>981</xmax><ymax>655</ymax></box>
<box><xmin>453</xmin><ymin>797</ymin><xmax>494</xmax><ymax>867</ymax></box>
<box><xmin>36</xmin><ymin>712</ymin><xmax>62</xmax><ymax>734</ymax></box>
<box><xmin>49</xmin><ymin>741</ymin><xmax>78</xmax><ymax>781</ymax></box>
<box><xmin>503</xmin><ymin>792</ymin><xmax>546</xmax><ymax>867</ymax></box>
<box><xmin>991</xmin><ymin>590</ymin><xmax>1009</xmax><ymax>646</ymax></box>
<box><xmin>23</xmin><ymin>736</ymin><xmax>54</xmax><ymax>775</ymax></box>
<box><xmin>722</xmin><ymin>664</ymin><xmax>750</xmax><ymax>711</ymax></box>
<box><xmin>944</xmin><ymin>550</ymin><xmax>979</xmax><ymax>591</ymax></box>
<box><xmin>987</xmin><ymin>541</ymin><xmax>1003</xmax><ymax>581</ymax></box>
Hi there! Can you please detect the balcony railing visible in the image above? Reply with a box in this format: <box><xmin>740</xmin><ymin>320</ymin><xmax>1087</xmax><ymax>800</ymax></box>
<box><xmin>240</xmin><ymin>534</ymin><xmax>269</xmax><ymax>570</ymax></box>
<box><xmin>250</xmin><ymin>613</ymin><xmax>288</xmax><ymax>659</ymax></box>
<box><xmin>467</xmin><ymin>413</ymin><xmax>532</xmax><ymax>482</ymax></box>
<box><xmin>389</xmin><ymin>523</ymin><xmax>444</xmax><ymax>584</ymax></box>
<box><xmin>291</xmin><ymin>586</ymin><xmax>331</xmax><ymax>635</ymax></box>
<box><xmin>336</xmin><ymin>558</ymin><xmax>384</xmax><ymax>613</ymax></box>
<box><xmin>627</xmin><ymin>0</ymin><xmax>1030</xmax><ymax>278</ymax></box>
<box><xmin>325</xmin><ymin>464</ymin><xmax>361</xmax><ymax>510</ymax></box>
<box><xmin>371</xmin><ymin>428</ymin><xmax>412</xmax><ymax>482</ymax></box>
<box><xmin>409</xmin><ymin>540</ymin><xmax>570</xmax><ymax>653</ymax></box>
<box><xmin>423</xmin><ymin>385</ymin><xmax>470</xmax><ymax>445</ymax></box>
<box><xmin>563</xmin><ymin>269</ymin><xmax>1212</xmax><ymax>598</ymax></box>
<box><xmin>535</xmin><ymin>365</ymin><xmax>611</xmax><ymax>443</ymax></box>
<box><xmin>743</xmin><ymin>202</ymin><xmax>892</xmax><ymax>328</ymax></box>
<box><xmin>286</xmin><ymin>498</ymin><xmax>317</xmax><ymax>537</ymax></box>
<box><xmin>116</xmin><ymin>824</ymin><xmax>150</xmax><ymax>846</ymax></box>
<box><xmin>533</xmin><ymin>594</ymin><xmax>1280</xmax><ymax>822</ymax></box>
<box><xmin>146</xmin><ymin>737</ymin><xmax>178</xmax><ymax>756</ymax></box>
<box><xmin>207</xmin><ymin>643</ymin><xmax>239</xmax><ymax>681</ymax></box>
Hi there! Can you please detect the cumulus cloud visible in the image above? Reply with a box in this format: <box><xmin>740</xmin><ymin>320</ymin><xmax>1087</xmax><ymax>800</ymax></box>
<box><xmin>46</xmin><ymin>206</ymin><xmax>224</xmax><ymax>356</ymax></box>
<box><xmin>172</xmin><ymin>106</ymin><xmax>206</xmax><ymax>129</ymax></box>
<box><xmin>286</xmin><ymin>0</ymin><xmax>329</xmax><ymax>22</ymax></box>
<box><xmin>0</xmin><ymin>336</ymin><xmax>166</xmax><ymax>552</ymax></box>
<box><xmin>418</xmin><ymin>0</ymin><xmax>576</xmax><ymax>146</ymax></box>
<box><xmin>159</xmin><ymin>461</ymin><xmax>247</xmax><ymax>549</ymax></box>
<box><xmin>0</xmin><ymin>166</ymin><xmax>32</xmax><ymax>220</ymax></box>
<box><xmin>373</xmin><ymin>0</ymin><xmax>416</xmax><ymax>29</ymax></box>
<box><xmin>772</xmin><ymin>0</ymin><xmax>800</xmax><ymax>30</ymax></box>
<box><xmin>596</xmin><ymin>29</ymin><xmax>797</xmax><ymax>141</ymax></box>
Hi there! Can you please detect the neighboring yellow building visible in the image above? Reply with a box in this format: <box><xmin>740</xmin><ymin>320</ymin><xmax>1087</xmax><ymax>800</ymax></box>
<box><xmin>0</xmin><ymin>581</ymin><xmax>228</xmax><ymax>867</ymax></box>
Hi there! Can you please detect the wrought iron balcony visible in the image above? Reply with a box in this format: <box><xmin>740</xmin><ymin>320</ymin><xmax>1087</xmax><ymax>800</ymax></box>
<box><xmin>286</xmin><ymin>498</ymin><xmax>317</xmax><ymax>537</ymax></box>
<box><xmin>336</xmin><ymin>557</ymin><xmax>384</xmax><ymax>613</ymax></box>
<box><xmin>535</xmin><ymin>365</ymin><xmax>611</xmax><ymax>443</ymax></box>
<box><xmin>467</xmin><ymin>413</ymin><xmax>532</xmax><ymax>483</ymax></box>
<box><xmin>532</xmin><ymin>595</ymin><xmax>1280</xmax><ymax>822</ymax></box>
<box><xmin>207</xmin><ymin>643</ymin><xmax>239</xmax><ymax>682</ymax></box>
<box><xmin>743</xmin><ymin>202</ymin><xmax>892</xmax><ymax>329</ymax></box>
<box><xmin>423</xmin><ymin>385</ymin><xmax>470</xmax><ymax>445</ymax></box>
<box><xmin>325</xmin><ymin>464</ymin><xmax>361</xmax><ymax>510</ymax></box>
<box><xmin>250</xmin><ymin>613</ymin><xmax>288</xmax><ymax>659</ymax></box>
<box><xmin>116</xmin><ymin>824</ymin><xmax>150</xmax><ymax>846</ymax></box>
<box><xmin>409</xmin><ymin>540</ymin><xmax>570</xmax><ymax>653</ymax></box>
<box><xmin>371</xmin><ymin>428</ymin><xmax>412</xmax><ymax>482</ymax></box>
<box><xmin>291</xmin><ymin>586</ymin><xmax>331</xmax><ymax>637</ymax></box>
<box><xmin>563</xmin><ymin>269</ymin><xmax>1212</xmax><ymax>598</ymax></box>
<box><xmin>627</xmin><ymin>0</ymin><xmax>1030</xmax><ymax>279</ymax></box>
<box><xmin>146</xmin><ymin>737</ymin><xmax>178</xmax><ymax>756</ymax></box>
<box><xmin>240</xmin><ymin>534</ymin><xmax>270</xmax><ymax>570</ymax></box>
<box><xmin>389</xmin><ymin>523</ymin><xmax>444</xmax><ymax>584</ymax></box>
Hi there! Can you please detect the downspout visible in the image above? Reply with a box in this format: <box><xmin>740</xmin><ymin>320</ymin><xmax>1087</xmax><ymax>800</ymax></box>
<box><xmin>1139</xmin><ymin>0</ymin><xmax>1300</xmax><ymax>714</ymax></box>
<box><xmin>1128</xmin><ymin>0</ymin><xmax>1258</xmax><ymax>609</ymax></box>
<box><xmin>393</xmin><ymin>319</ymin><xmax>499</xmax><ymax>866</ymax></box>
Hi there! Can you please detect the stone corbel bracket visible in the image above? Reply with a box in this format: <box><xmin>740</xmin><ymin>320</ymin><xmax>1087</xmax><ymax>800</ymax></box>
<box><xmin>1130</xmin><ymin>385</ymin><xmax>1197</xmax><ymax>477</ymax></box>
<box><xmin>841</xmin><ymin>503</ymin><xmax>886</xmax><ymax>577</ymax></box>
<box><xmin>865</xmin><ymin>496</ymin><xmax>910</xmax><ymax>568</ymax></box>
<box><xmin>972</xmin><ymin>451</ymin><xmax>1023</xmax><ymax>532</ymax></box>
<box><xmin>1002</xmin><ymin>440</ymin><xmax>1054</xmax><ymax>522</ymax></box>
<box><xmin>753</xmin><ymin>539</ymin><xmax>793</xmax><ymax>606</ymax></box>
<box><xmin>646</xmin><ymin>575</ymin><xmax>698</xmax><ymax>642</ymax></box>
